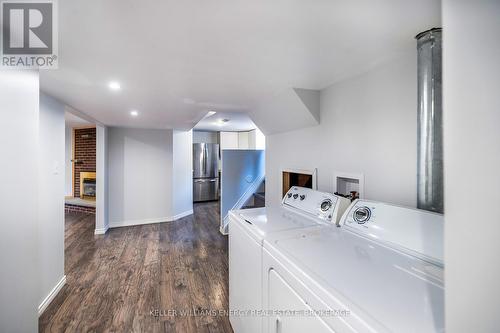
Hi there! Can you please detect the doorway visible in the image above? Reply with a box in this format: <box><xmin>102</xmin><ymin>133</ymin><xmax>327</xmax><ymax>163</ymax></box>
<box><xmin>64</xmin><ymin>113</ymin><xmax>96</xmax><ymax>229</ymax></box>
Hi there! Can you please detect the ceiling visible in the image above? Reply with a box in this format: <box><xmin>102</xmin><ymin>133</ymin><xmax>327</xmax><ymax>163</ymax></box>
<box><xmin>65</xmin><ymin>111</ymin><xmax>92</xmax><ymax>128</ymax></box>
<box><xmin>194</xmin><ymin>111</ymin><xmax>257</xmax><ymax>132</ymax></box>
<box><xmin>40</xmin><ymin>0</ymin><xmax>440</xmax><ymax>131</ymax></box>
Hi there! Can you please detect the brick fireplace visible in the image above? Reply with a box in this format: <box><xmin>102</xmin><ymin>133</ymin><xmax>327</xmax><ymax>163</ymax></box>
<box><xmin>73</xmin><ymin>127</ymin><xmax>96</xmax><ymax>198</ymax></box>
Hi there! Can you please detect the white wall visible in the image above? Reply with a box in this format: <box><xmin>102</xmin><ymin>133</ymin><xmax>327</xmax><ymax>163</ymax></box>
<box><xmin>95</xmin><ymin>125</ymin><xmax>109</xmax><ymax>233</ymax></box>
<box><xmin>108</xmin><ymin>128</ymin><xmax>173</xmax><ymax>227</ymax></box>
<box><xmin>172</xmin><ymin>130</ymin><xmax>193</xmax><ymax>218</ymax></box>
<box><xmin>248</xmin><ymin>128</ymin><xmax>266</xmax><ymax>150</ymax></box>
<box><xmin>0</xmin><ymin>70</ymin><xmax>40</xmax><ymax>333</ymax></box>
<box><xmin>443</xmin><ymin>1</ymin><xmax>500</xmax><ymax>331</ymax></box>
<box><xmin>38</xmin><ymin>94</ymin><xmax>66</xmax><ymax>313</ymax></box>
<box><xmin>266</xmin><ymin>52</ymin><xmax>418</xmax><ymax>207</ymax></box>
<box><xmin>193</xmin><ymin>130</ymin><xmax>219</xmax><ymax>144</ymax></box>
<box><xmin>64</xmin><ymin>125</ymin><xmax>72</xmax><ymax>196</ymax></box>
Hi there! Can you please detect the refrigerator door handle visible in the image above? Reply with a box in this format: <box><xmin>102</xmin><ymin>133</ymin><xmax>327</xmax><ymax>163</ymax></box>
<box><xmin>194</xmin><ymin>178</ymin><xmax>217</xmax><ymax>183</ymax></box>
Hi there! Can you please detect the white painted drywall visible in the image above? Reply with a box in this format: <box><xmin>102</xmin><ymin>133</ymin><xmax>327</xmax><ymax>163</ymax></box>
<box><xmin>443</xmin><ymin>1</ymin><xmax>500</xmax><ymax>331</ymax></box>
<box><xmin>64</xmin><ymin>124</ymin><xmax>72</xmax><ymax>196</ymax></box>
<box><xmin>248</xmin><ymin>128</ymin><xmax>266</xmax><ymax>150</ymax></box>
<box><xmin>173</xmin><ymin>130</ymin><xmax>193</xmax><ymax>218</ymax></box>
<box><xmin>38</xmin><ymin>93</ymin><xmax>66</xmax><ymax>314</ymax></box>
<box><xmin>266</xmin><ymin>52</ymin><xmax>418</xmax><ymax>207</ymax></box>
<box><xmin>193</xmin><ymin>130</ymin><xmax>219</xmax><ymax>144</ymax></box>
<box><xmin>0</xmin><ymin>70</ymin><xmax>40</xmax><ymax>333</ymax></box>
<box><xmin>95</xmin><ymin>125</ymin><xmax>109</xmax><ymax>233</ymax></box>
<box><xmin>255</xmin><ymin>129</ymin><xmax>265</xmax><ymax>150</ymax></box>
<box><xmin>108</xmin><ymin>128</ymin><xmax>173</xmax><ymax>226</ymax></box>
<box><xmin>252</xmin><ymin>87</ymin><xmax>320</xmax><ymax>135</ymax></box>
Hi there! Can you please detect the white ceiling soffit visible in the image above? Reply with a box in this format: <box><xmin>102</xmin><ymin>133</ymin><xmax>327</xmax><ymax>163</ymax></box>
<box><xmin>65</xmin><ymin>110</ymin><xmax>92</xmax><ymax>127</ymax></box>
<box><xmin>194</xmin><ymin>111</ymin><xmax>257</xmax><ymax>132</ymax></box>
<box><xmin>65</xmin><ymin>105</ymin><xmax>102</xmax><ymax>126</ymax></box>
<box><xmin>252</xmin><ymin>88</ymin><xmax>320</xmax><ymax>135</ymax></box>
<box><xmin>39</xmin><ymin>1</ymin><xmax>441</xmax><ymax>131</ymax></box>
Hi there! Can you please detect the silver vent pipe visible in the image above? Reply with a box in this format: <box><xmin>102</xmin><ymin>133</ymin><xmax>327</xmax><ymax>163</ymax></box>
<box><xmin>416</xmin><ymin>28</ymin><xmax>443</xmax><ymax>214</ymax></box>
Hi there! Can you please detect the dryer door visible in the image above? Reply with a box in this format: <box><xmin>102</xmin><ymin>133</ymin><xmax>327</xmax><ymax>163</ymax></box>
<box><xmin>267</xmin><ymin>269</ymin><xmax>334</xmax><ymax>333</ymax></box>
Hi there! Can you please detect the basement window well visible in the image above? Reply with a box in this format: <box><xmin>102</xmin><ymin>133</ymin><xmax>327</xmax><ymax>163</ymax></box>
<box><xmin>282</xmin><ymin>168</ymin><xmax>317</xmax><ymax>198</ymax></box>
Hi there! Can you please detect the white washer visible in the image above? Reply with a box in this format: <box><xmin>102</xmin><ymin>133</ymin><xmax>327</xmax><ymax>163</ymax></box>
<box><xmin>229</xmin><ymin>186</ymin><xmax>351</xmax><ymax>333</ymax></box>
<box><xmin>262</xmin><ymin>200</ymin><xmax>444</xmax><ymax>333</ymax></box>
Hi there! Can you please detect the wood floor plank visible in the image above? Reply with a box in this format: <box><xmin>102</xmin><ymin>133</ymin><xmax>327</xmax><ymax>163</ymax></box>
<box><xmin>39</xmin><ymin>202</ymin><xmax>233</xmax><ymax>333</ymax></box>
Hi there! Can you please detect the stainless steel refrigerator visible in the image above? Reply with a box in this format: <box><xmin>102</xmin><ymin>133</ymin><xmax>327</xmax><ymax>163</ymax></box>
<box><xmin>193</xmin><ymin>143</ymin><xmax>219</xmax><ymax>202</ymax></box>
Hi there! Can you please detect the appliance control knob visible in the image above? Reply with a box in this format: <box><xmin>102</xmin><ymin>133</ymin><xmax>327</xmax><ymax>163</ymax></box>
<box><xmin>299</xmin><ymin>195</ymin><xmax>306</xmax><ymax>201</ymax></box>
<box><xmin>293</xmin><ymin>194</ymin><xmax>299</xmax><ymax>199</ymax></box>
<box><xmin>287</xmin><ymin>192</ymin><xmax>292</xmax><ymax>198</ymax></box>
<box><xmin>353</xmin><ymin>206</ymin><xmax>371</xmax><ymax>224</ymax></box>
<box><xmin>320</xmin><ymin>199</ymin><xmax>332</xmax><ymax>212</ymax></box>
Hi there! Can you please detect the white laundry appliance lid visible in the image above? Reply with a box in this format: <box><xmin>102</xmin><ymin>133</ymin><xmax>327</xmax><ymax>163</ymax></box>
<box><xmin>231</xmin><ymin>206</ymin><xmax>321</xmax><ymax>243</ymax></box>
<box><xmin>264</xmin><ymin>224</ymin><xmax>444</xmax><ymax>332</ymax></box>
<box><xmin>229</xmin><ymin>186</ymin><xmax>347</xmax><ymax>243</ymax></box>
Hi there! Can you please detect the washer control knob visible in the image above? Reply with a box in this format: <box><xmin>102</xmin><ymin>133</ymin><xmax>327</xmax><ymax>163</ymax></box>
<box><xmin>353</xmin><ymin>206</ymin><xmax>371</xmax><ymax>224</ymax></box>
<box><xmin>287</xmin><ymin>192</ymin><xmax>292</xmax><ymax>198</ymax></box>
<box><xmin>293</xmin><ymin>194</ymin><xmax>299</xmax><ymax>199</ymax></box>
<box><xmin>299</xmin><ymin>195</ymin><xmax>306</xmax><ymax>201</ymax></box>
<box><xmin>320</xmin><ymin>199</ymin><xmax>332</xmax><ymax>212</ymax></box>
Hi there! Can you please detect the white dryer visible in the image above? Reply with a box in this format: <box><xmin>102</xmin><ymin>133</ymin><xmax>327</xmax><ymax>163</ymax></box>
<box><xmin>228</xmin><ymin>186</ymin><xmax>351</xmax><ymax>333</ymax></box>
<box><xmin>262</xmin><ymin>200</ymin><xmax>444</xmax><ymax>333</ymax></box>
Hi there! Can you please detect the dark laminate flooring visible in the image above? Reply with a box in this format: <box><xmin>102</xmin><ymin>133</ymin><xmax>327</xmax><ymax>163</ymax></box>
<box><xmin>39</xmin><ymin>202</ymin><xmax>233</xmax><ymax>333</ymax></box>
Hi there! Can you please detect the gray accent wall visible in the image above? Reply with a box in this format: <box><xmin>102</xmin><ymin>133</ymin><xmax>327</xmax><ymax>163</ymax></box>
<box><xmin>65</xmin><ymin>124</ymin><xmax>73</xmax><ymax>197</ymax></box>
<box><xmin>108</xmin><ymin>128</ymin><xmax>174</xmax><ymax>226</ymax></box>
<box><xmin>0</xmin><ymin>71</ymin><xmax>40</xmax><ymax>333</ymax></box>
<box><xmin>173</xmin><ymin>130</ymin><xmax>194</xmax><ymax>217</ymax></box>
<box><xmin>107</xmin><ymin>128</ymin><xmax>193</xmax><ymax>226</ymax></box>
<box><xmin>38</xmin><ymin>93</ymin><xmax>66</xmax><ymax>311</ymax></box>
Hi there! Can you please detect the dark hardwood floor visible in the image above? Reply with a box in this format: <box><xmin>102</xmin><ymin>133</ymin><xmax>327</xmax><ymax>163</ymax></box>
<box><xmin>39</xmin><ymin>202</ymin><xmax>233</xmax><ymax>333</ymax></box>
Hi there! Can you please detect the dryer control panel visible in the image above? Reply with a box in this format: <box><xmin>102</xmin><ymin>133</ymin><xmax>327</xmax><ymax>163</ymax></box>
<box><xmin>340</xmin><ymin>200</ymin><xmax>444</xmax><ymax>265</ymax></box>
<box><xmin>282</xmin><ymin>186</ymin><xmax>350</xmax><ymax>224</ymax></box>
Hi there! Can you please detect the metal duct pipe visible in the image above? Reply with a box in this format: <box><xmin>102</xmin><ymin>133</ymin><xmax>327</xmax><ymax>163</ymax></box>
<box><xmin>416</xmin><ymin>28</ymin><xmax>443</xmax><ymax>213</ymax></box>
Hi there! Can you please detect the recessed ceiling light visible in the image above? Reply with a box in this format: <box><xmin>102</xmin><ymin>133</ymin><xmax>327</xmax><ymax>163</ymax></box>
<box><xmin>206</xmin><ymin>111</ymin><xmax>217</xmax><ymax>117</ymax></box>
<box><xmin>108</xmin><ymin>81</ymin><xmax>121</xmax><ymax>91</ymax></box>
<box><xmin>215</xmin><ymin>118</ymin><xmax>229</xmax><ymax>126</ymax></box>
<box><xmin>130</xmin><ymin>110</ymin><xmax>138</xmax><ymax>117</ymax></box>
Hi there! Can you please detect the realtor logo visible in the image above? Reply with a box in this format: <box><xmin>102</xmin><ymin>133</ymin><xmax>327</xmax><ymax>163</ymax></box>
<box><xmin>1</xmin><ymin>0</ymin><xmax>57</xmax><ymax>68</ymax></box>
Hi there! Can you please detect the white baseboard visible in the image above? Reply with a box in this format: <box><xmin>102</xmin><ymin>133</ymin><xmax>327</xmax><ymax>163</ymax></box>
<box><xmin>172</xmin><ymin>209</ymin><xmax>193</xmax><ymax>220</ymax></box>
<box><xmin>220</xmin><ymin>224</ymin><xmax>229</xmax><ymax>236</ymax></box>
<box><xmin>94</xmin><ymin>225</ymin><xmax>109</xmax><ymax>235</ymax></box>
<box><xmin>109</xmin><ymin>209</ymin><xmax>194</xmax><ymax>229</ymax></box>
<box><xmin>38</xmin><ymin>275</ymin><xmax>66</xmax><ymax>316</ymax></box>
<box><xmin>109</xmin><ymin>217</ymin><xmax>171</xmax><ymax>228</ymax></box>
